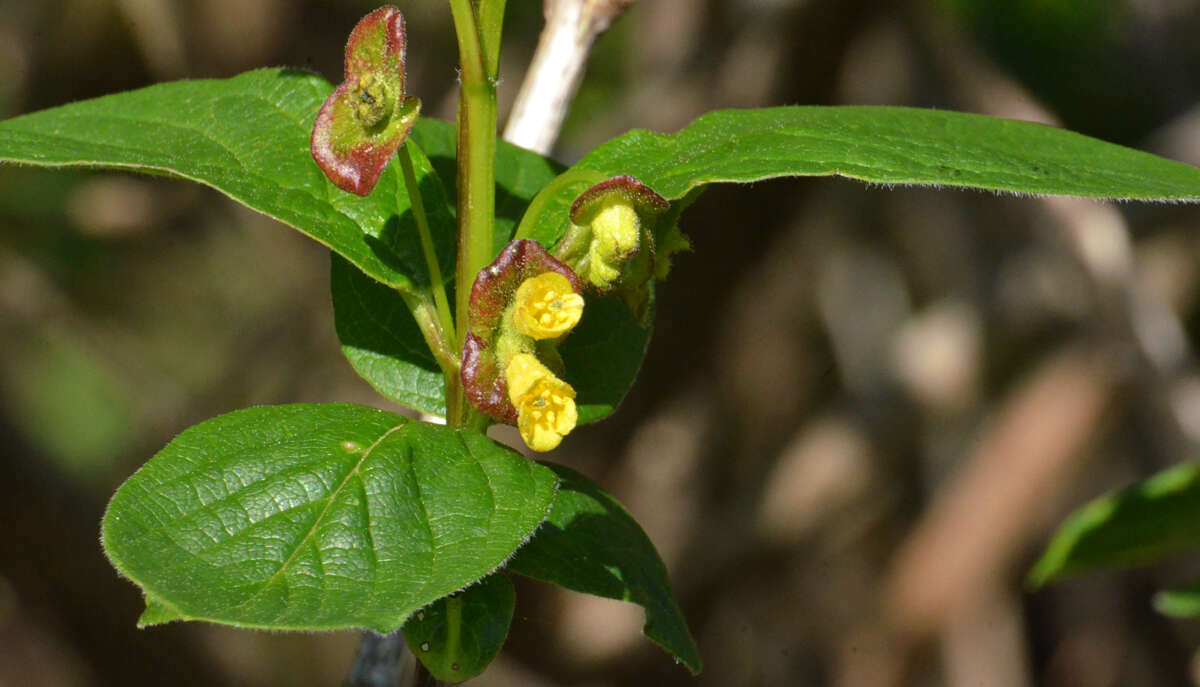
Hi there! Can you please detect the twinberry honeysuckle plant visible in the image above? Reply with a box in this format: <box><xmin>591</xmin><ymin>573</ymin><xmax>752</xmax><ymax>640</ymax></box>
<box><xmin>5</xmin><ymin>2</ymin><xmax>1200</xmax><ymax>683</ymax></box>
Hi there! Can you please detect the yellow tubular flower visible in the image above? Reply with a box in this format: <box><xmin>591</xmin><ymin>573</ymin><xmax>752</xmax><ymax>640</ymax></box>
<box><xmin>505</xmin><ymin>353</ymin><xmax>578</xmax><ymax>452</ymax></box>
<box><xmin>512</xmin><ymin>272</ymin><xmax>585</xmax><ymax>340</ymax></box>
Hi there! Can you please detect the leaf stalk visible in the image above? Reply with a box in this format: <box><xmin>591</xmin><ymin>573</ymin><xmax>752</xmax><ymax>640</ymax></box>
<box><xmin>399</xmin><ymin>143</ymin><xmax>456</xmax><ymax>350</ymax></box>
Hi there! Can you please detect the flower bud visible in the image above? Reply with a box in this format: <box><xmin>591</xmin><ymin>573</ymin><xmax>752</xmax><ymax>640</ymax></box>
<box><xmin>564</xmin><ymin>175</ymin><xmax>668</xmax><ymax>291</ymax></box>
<box><xmin>311</xmin><ymin>6</ymin><xmax>420</xmax><ymax>196</ymax></box>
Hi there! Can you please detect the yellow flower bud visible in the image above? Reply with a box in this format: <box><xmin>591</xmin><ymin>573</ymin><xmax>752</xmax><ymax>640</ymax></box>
<box><xmin>505</xmin><ymin>353</ymin><xmax>578</xmax><ymax>452</ymax></box>
<box><xmin>593</xmin><ymin>199</ymin><xmax>641</xmax><ymax>258</ymax></box>
<box><xmin>585</xmin><ymin>198</ymin><xmax>641</xmax><ymax>289</ymax></box>
<box><xmin>512</xmin><ymin>272</ymin><xmax>585</xmax><ymax>340</ymax></box>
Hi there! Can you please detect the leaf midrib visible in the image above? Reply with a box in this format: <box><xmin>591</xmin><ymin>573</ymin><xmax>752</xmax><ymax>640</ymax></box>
<box><xmin>230</xmin><ymin>421</ymin><xmax>412</xmax><ymax>612</ymax></box>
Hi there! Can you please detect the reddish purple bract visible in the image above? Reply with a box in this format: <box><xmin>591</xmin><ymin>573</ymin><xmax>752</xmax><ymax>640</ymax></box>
<box><xmin>310</xmin><ymin>6</ymin><xmax>419</xmax><ymax>196</ymax></box>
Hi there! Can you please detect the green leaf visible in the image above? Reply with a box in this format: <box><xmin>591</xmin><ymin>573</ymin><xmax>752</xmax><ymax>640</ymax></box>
<box><xmin>403</xmin><ymin>573</ymin><xmax>514</xmax><ymax>682</ymax></box>
<box><xmin>330</xmin><ymin>255</ymin><xmax>445</xmax><ymax>417</ymax></box>
<box><xmin>102</xmin><ymin>404</ymin><xmax>558</xmax><ymax>632</ymax></box>
<box><xmin>1029</xmin><ymin>462</ymin><xmax>1200</xmax><ymax>587</ymax></box>
<box><xmin>1153</xmin><ymin>586</ymin><xmax>1200</xmax><ymax>618</ymax></box>
<box><xmin>507</xmin><ymin>463</ymin><xmax>701</xmax><ymax>674</ymax></box>
<box><xmin>0</xmin><ymin>68</ymin><xmax>456</xmax><ymax>294</ymax></box>
<box><xmin>507</xmin><ymin>106</ymin><xmax>1200</xmax><ymax>424</ymax></box>
<box><xmin>559</xmin><ymin>293</ymin><xmax>650</xmax><ymax>424</ymax></box>
<box><xmin>517</xmin><ymin>106</ymin><xmax>1200</xmax><ymax>247</ymax></box>
<box><xmin>137</xmin><ymin>596</ymin><xmax>182</xmax><ymax>628</ymax></box>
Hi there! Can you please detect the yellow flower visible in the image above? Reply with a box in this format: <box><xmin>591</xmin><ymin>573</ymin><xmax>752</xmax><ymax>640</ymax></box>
<box><xmin>505</xmin><ymin>353</ymin><xmax>578</xmax><ymax>452</ymax></box>
<box><xmin>512</xmin><ymin>272</ymin><xmax>585</xmax><ymax>340</ymax></box>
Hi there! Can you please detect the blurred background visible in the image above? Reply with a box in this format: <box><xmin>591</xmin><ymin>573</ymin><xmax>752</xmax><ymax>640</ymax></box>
<box><xmin>4</xmin><ymin>0</ymin><xmax>1200</xmax><ymax>685</ymax></box>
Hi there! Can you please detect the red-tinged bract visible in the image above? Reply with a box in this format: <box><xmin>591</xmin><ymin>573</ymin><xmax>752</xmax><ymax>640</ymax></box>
<box><xmin>311</xmin><ymin>6</ymin><xmax>420</xmax><ymax>196</ymax></box>
<box><xmin>462</xmin><ymin>239</ymin><xmax>585</xmax><ymax>423</ymax></box>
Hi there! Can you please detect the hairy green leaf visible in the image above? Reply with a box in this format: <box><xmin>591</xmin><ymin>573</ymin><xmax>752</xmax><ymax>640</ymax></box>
<box><xmin>507</xmin><ymin>463</ymin><xmax>701</xmax><ymax>674</ymax></box>
<box><xmin>517</xmin><ymin>106</ymin><xmax>1200</xmax><ymax>247</ymax></box>
<box><xmin>507</xmin><ymin>106</ymin><xmax>1200</xmax><ymax>424</ymax></box>
<box><xmin>102</xmin><ymin>404</ymin><xmax>557</xmax><ymax>632</ymax></box>
<box><xmin>0</xmin><ymin>68</ymin><xmax>456</xmax><ymax>294</ymax></box>
<box><xmin>1030</xmin><ymin>462</ymin><xmax>1200</xmax><ymax>586</ymax></box>
<box><xmin>137</xmin><ymin>597</ymin><xmax>181</xmax><ymax>628</ymax></box>
<box><xmin>403</xmin><ymin>573</ymin><xmax>514</xmax><ymax>682</ymax></box>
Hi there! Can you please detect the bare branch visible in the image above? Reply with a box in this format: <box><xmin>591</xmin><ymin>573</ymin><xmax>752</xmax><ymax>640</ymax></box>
<box><xmin>503</xmin><ymin>0</ymin><xmax>638</xmax><ymax>154</ymax></box>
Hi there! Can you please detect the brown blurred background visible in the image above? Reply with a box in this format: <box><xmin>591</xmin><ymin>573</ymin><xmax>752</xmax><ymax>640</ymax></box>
<box><xmin>5</xmin><ymin>0</ymin><xmax>1200</xmax><ymax>685</ymax></box>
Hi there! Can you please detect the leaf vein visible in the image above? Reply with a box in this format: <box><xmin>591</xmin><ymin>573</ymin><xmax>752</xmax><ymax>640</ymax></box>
<box><xmin>229</xmin><ymin>421</ymin><xmax>409</xmax><ymax>613</ymax></box>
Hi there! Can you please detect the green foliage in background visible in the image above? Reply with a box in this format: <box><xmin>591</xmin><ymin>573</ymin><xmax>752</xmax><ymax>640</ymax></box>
<box><xmin>1030</xmin><ymin>461</ymin><xmax>1200</xmax><ymax>606</ymax></box>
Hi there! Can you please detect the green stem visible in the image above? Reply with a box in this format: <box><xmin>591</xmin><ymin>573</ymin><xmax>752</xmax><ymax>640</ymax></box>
<box><xmin>401</xmin><ymin>293</ymin><xmax>456</xmax><ymax>373</ymax></box>
<box><xmin>453</xmin><ymin>87</ymin><xmax>496</xmax><ymax>346</ymax></box>
<box><xmin>512</xmin><ymin>169</ymin><xmax>607</xmax><ymax>241</ymax></box>
<box><xmin>448</xmin><ymin>0</ymin><xmax>498</xmax><ymax>428</ymax></box>
<box><xmin>443</xmin><ymin>368</ymin><xmax>466</xmax><ymax>428</ymax></box>
<box><xmin>399</xmin><ymin>143</ymin><xmax>455</xmax><ymax>347</ymax></box>
<box><xmin>477</xmin><ymin>0</ymin><xmax>507</xmax><ymax>76</ymax></box>
<box><xmin>402</xmin><ymin>291</ymin><xmax>465</xmax><ymax>426</ymax></box>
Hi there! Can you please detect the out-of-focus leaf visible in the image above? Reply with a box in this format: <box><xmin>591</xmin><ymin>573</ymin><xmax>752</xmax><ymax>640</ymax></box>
<box><xmin>1153</xmin><ymin>586</ymin><xmax>1200</xmax><ymax>618</ymax></box>
<box><xmin>1030</xmin><ymin>462</ymin><xmax>1200</xmax><ymax>586</ymax></box>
